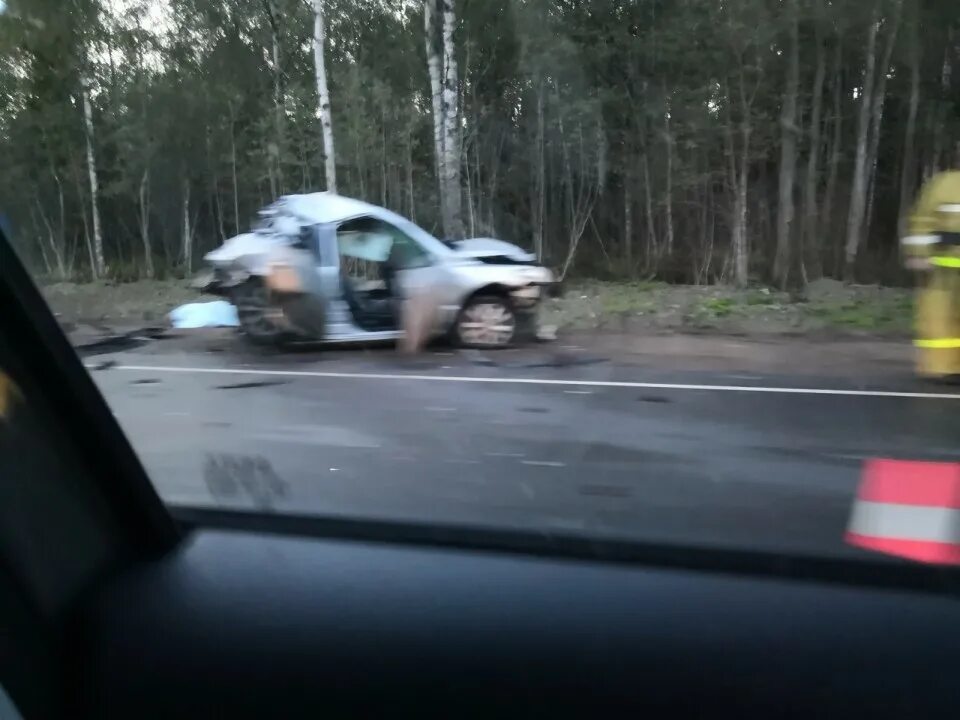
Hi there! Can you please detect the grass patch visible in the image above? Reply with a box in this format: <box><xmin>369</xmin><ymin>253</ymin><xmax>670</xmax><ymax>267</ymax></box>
<box><xmin>590</xmin><ymin>282</ymin><xmax>661</xmax><ymax>315</ymax></box>
<box><xmin>744</xmin><ymin>290</ymin><xmax>780</xmax><ymax>306</ymax></box>
<box><xmin>700</xmin><ymin>297</ymin><xmax>735</xmax><ymax>317</ymax></box>
<box><xmin>804</xmin><ymin>296</ymin><xmax>913</xmax><ymax>331</ymax></box>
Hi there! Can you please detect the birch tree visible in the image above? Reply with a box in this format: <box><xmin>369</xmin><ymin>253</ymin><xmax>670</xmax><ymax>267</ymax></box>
<box><xmin>80</xmin><ymin>76</ymin><xmax>105</xmax><ymax>278</ymax></box>
<box><xmin>423</xmin><ymin>0</ymin><xmax>464</xmax><ymax>239</ymax></box>
<box><xmin>2</xmin><ymin>0</ymin><xmax>959</xmax><ymax>284</ymax></box>
<box><xmin>312</xmin><ymin>0</ymin><xmax>336</xmax><ymax>193</ymax></box>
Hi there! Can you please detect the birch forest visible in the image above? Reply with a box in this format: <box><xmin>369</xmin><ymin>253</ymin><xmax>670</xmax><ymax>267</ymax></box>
<box><xmin>1</xmin><ymin>0</ymin><xmax>957</xmax><ymax>287</ymax></box>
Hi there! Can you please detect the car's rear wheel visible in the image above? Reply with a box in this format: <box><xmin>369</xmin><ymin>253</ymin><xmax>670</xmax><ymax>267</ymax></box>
<box><xmin>456</xmin><ymin>295</ymin><xmax>517</xmax><ymax>349</ymax></box>
<box><xmin>232</xmin><ymin>280</ymin><xmax>289</xmax><ymax>346</ymax></box>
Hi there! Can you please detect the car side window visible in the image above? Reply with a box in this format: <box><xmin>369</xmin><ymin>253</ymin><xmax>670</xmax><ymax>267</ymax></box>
<box><xmin>336</xmin><ymin>218</ymin><xmax>432</xmax><ymax>279</ymax></box>
<box><xmin>387</xmin><ymin>228</ymin><xmax>432</xmax><ymax>270</ymax></box>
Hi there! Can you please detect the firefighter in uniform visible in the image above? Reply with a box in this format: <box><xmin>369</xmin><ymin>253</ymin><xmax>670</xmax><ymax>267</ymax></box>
<box><xmin>902</xmin><ymin>170</ymin><xmax>960</xmax><ymax>380</ymax></box>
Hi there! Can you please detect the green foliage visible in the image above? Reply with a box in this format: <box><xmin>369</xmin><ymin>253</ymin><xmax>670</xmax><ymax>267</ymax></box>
<box><xmin>700</xmin><ymin>298</ymin><xmax>735</xmax><ymax>318</ymax></box>
<box><xmin>0</xmin><ymin>0</ymin><xmax>956</xmax><ymax>288</ymax></box>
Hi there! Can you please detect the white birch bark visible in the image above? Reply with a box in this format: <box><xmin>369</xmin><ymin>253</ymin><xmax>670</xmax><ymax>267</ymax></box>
<box><xmin>440</xmin><ymin>0</ymin><xmax>463</xmax><ymax>238</ymax></box>
<box><xmin>81</xmin><ymin>77</ymin><xmax>104</xmax><ymax>279</ymax></box>
<box><xmin>424</xmin><ymin>1</ymin><xmax>444</xmax><ymax>199</ymax></box>
<box><xmin>313</xmin><ymin>0</ymin><xmax>337</xmax><ymax>193</ymax></box>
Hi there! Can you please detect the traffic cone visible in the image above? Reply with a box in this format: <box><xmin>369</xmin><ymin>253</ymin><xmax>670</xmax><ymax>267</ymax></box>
<box><xmin>846</xmin><ymin>459</ymin><xmax>960</xmax><ymax>564</ymax></box>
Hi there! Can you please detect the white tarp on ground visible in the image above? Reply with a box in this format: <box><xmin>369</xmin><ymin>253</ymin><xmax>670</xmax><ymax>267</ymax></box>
<box><xmin>169</xmin><ymin>300</ymin><xmax>239</xmax><ymax>329</ymax></box>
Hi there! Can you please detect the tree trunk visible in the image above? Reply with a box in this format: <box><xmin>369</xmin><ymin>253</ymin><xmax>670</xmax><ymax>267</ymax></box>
<box><xmin>81</xmin><ymin>78</ymin><xmax>104</xmax><ymax>279</ymax></box>
<box><xmin>229</xmin><ymin>102</ymin><xmax>241</xmax><ymax>234</ymax></box>
<box><xmin>182</xmin><ymin>179</ymin><xmax>192</xmax><ymax>273</ymax></box>
<box><xmin>663</xmin><ymin>95</ymin><xmax>674</xmax><ymax>257</ymax></box>
<box><xmin>641</xmin><ymin>150</ymin><xmax>656</xmax><ymax>268</ymax></box>
<box><xmin>932</xmin><ymin>29</ymin><xmax>954</xmax><ymax>173</ymax></box>
<box><xmin>534</xmin><ymin>82</ymin><xmax>545</xmax><ymax>261</ymax></box>
<box><xmin>624</xmin><ymin>170</ymin><xmax>633</xmax><ymax>274</ymax></box>
<box><xmin>424</xmin><ymin>0</ymin><xmax>444</xmax><ymax>203</ymax></box>
<box><xmin>138</xmin><ymin>168</ymin><xmax>154</xmax><ymax>279</ymax></box>
<box><xmin>45</xmin><ymin>165</ymin><xmax>67</xmax><ymax>278</ymax></box>
<box><xmin>821</xmin><ymin>37</ymin><xmax>843</xmax><ymax>274</ymax></box>
<box><xmin>464</xmin><ymin>134</ymin><xmax>476</xmax><ymax>236</ymax></box>
<box><xmin>862</xmin><ymin>3</ymin><xmax>901</xmax><ymax>248</ymax></box>
<box><xmin>801</xmin><ymin>22</ymin><xmax>826</xmax><ymax>281</ymax></box>
<box><xmin>843</xmin><ymin>13</ymin><xmax>879</xmax><ymax>279</ymax></box>
<box><xmin>733</xmin><ymin>141</ymin><xmax>750</xmax><ymax>287</ymax></box>
<box><xmin>898</xmin><ymin>10</ymin><xmax>921</xmax><ymax>234</ymax></box>
<box><xmin>406</xmin><ymin>128</ymin><xmax>416</xmax><ymax>222</ymax></box>
<box><xmin>313</xmin><ymin>0</ymin><xmax>337</xmax><ymax>193</ymax></box>
<box><xmin>440</xmin><ymin>0</ymin><xmax>464</xmax><ymax>238</ymax></box>
<box><xmin>774</xmin><ymin>1</ymin><xmax>800</xmax><ymax>289</ymax></box>
<box><xmin>264</xmin><ymin>0</ymin><xmax>285</xmax><ymax>192</ymax></box>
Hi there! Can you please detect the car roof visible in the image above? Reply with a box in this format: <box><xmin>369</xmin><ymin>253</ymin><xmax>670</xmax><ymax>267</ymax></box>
<box><xmin>273</xmin><ymin>193</ymin><xmax>398</xmax><ymax>226</ymax></box>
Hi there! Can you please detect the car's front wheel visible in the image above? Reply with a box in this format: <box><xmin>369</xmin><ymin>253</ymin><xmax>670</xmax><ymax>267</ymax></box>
<box><xmin>232</xmin><ymin>280</ymin><xmax>289</xmax><ymax>346</ymax></box>
<box><xmin>455</xmin><ymin>295</ymin><xmax>517</xmax><ymax>349</ymax></box>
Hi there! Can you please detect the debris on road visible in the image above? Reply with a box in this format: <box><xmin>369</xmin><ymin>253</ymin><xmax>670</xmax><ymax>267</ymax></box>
<box><xmin>169</xmin><ymin>300</ymin><xmax>239</xmax><ymax>329</ymax></box>
<box><xmin>461</xmin><ymin>348</ymin><xmax>607</xmax><ymax>370</ymax></box>
<box><xmin>76</xmin><ymin>331</ymin><xmax>149</xmax><ymax>356</ymax></box>
<box><xmin>213</xmin><ymin>380</ymin><xmax>290</xmax><ymax>390</ymax></box>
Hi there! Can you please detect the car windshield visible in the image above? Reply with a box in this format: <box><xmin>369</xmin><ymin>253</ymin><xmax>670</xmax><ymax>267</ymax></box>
<box><xmin>2</xmin><ymin>0</ymin><xmax>959</xmax><ymax>566</ymax></box>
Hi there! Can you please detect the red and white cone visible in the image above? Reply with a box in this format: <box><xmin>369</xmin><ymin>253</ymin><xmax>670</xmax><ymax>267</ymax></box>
<box><xmin>846</xmin><ymin>459</ymin><xmax>960</xmax><ymax>564</ymax></box>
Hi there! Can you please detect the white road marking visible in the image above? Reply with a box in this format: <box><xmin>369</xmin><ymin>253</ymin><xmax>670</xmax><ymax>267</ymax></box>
<box><xmin>86</xmin><ymin>363</ymin><xmax>960</xmax><ymax>401</ymax></box>
<box><xmin>521</xmin><ymin>460</ymin><xmax>566</xmax><ymax>468</ymax></box>
<box><xmin>564</xmin><ymin>390</ymin><xmax>593</xmax><ymax>395</ymax></box>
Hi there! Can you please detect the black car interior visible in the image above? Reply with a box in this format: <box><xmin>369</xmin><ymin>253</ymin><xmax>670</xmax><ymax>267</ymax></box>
<box><xmin>337</xmin><ymin>218</ymin><xmax>402</xmax><ymax>331</ymax></box>
<box><xmin>2</xmin><ymin>229</ymin><xmax>960</xmax><ymax>719</ymax></box>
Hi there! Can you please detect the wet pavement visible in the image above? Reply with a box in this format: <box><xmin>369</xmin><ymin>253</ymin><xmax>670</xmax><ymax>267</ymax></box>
<box><xmin>85</xmin><ymin>331</ymin><xmax>960</xmax><ymax>560</ymax></box>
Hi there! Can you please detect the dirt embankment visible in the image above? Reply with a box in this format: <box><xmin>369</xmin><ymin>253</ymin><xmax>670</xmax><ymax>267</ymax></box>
<box><xmin>542</xmin><ymin>279</ymin><xmax>914</xmax><ymax>339</ymax></box>
<box><xmin>40</xmin><ymin>278</ymin><xmax>921</xmax><ymax>378</ymax></box>
<box><xmin>42</xmin><ymin>280</ymin><xmax>203</xmax><ymax>328</ymax></box>
<box><xmin>43</xmin><ymin>277</ymin><xmax>915</xmax><ymax>339</ymax></box>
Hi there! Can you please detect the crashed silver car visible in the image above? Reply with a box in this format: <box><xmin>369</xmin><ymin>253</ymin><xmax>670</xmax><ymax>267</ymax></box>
<box><xmin>198</xmin><ymin>193</ymin><xmax>556</xmax><ymax>348</ymax></box>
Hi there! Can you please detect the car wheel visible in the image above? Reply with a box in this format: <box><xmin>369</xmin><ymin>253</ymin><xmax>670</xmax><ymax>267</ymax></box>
<box><xmin>456</xmin><ymin>295</ymin><xmax>517</xmax><ymax>349</ymax></box>
<box><xmin>232</xmin><ymin>280</ymin><xmax>288</xmax><ymax>346</ymax></box>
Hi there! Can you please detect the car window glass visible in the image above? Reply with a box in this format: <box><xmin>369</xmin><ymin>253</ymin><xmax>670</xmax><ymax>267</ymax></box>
<box><xmin>337</xmin><ymin>218</ymin><xmax>431</xmax><ymax>281</ymax></box>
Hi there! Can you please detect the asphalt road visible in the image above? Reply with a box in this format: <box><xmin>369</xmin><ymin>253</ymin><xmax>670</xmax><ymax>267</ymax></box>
<box><xmin>86</xmin><ymin>334</ymin><xmax>960</xmax><ymax>560</ymax></box>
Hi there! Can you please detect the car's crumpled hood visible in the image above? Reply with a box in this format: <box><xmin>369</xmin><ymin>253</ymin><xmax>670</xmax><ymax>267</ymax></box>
<box><xmin>449</xmin><ymin>237</ymin><xmax>537</xmax><ymax>264</ymax></box>
<box><xmin>204</xmin><ymin>232</ymin><xmax>287</xmax><ymax>275</ymax></box>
